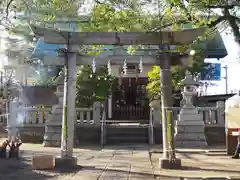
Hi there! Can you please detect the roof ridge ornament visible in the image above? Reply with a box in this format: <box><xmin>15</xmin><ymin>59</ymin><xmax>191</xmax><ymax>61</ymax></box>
<box><xmin>123</xmin><ymin>58</ymin><xmax>127</xmax><ymax>75</ymax></box>
<box><xmin>107</xmin><ymin>60</ymin><xmax>111</xmax><ymax>76</ymax></box>
<box><xmin>92</xmin><ymin>58</ymin><xmax>96</xmax><ymax>73</ymax></box>
<box><xmin>139</xmin><ymin>56</ymin><xmax>143</xmax><ymax>73</ymax></box>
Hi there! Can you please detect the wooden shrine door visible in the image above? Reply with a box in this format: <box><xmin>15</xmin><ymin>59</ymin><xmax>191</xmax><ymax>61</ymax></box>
<box><xmin>111</xmin><ymin>77</ymin><xmax>149</xmax><ymax>123</ymax></box>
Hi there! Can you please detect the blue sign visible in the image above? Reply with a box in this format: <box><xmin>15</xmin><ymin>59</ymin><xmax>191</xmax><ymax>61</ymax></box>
<box><xmin>200</xmin><ymin>63</ymin><xmax>221</xmax><ymax>81</ymax></box>
<box><xmin>32</xmin><ymin>38</ymin><xmax>66</xmax><ymax>58</ymax></box>
<box><xmin>32</xmin><ymin>22</ymin><xmax>77</xmax><ymax>58</ymax></box>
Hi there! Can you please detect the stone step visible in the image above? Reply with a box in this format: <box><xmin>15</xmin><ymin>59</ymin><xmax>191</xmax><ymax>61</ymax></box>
<box><xmin>175</xmin><ymin>140</ymin><xmax>208</xmax><ymax>148</ymax></box>
<box><xmin>107</xmin><ymin>127</ymin><xmax>148</xmax><ymax>135</ymax></box>
<box><xmin>105</xmin><ymin>120</ymin><xmax>149</xmax><ymax>124</ymax></box>
<box><xmin>107</xmin><ymin>136</ymin><xmax>148</xmax><ymax>144</ymax></box>
<box><xmin>175</xmin><ymin>133</ymin><xmax>207</xmax><ymax>141</ymax></box>
<box><xmin>106</xmin><ymin>125</ymin><xmax>149</xmax><ymax>144</ymax></box>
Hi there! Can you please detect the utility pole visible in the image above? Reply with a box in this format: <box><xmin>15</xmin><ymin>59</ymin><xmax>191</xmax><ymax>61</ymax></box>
<box><xmin>222</xmin><ymin>65</ymin><xmax>228</xmax><ymax>94</ymax></box>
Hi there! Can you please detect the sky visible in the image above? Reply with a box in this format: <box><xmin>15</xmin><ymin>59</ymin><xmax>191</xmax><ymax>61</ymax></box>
<box><xmin>203</xmin><ymin>29</ymin><xmax>240</xmax><ymax>95</ymax></box>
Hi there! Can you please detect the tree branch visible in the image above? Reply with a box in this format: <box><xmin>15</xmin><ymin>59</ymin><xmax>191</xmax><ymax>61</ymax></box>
<box><xmin>234</xmin><ymin>16</ymin><xmax>240</xmax><ymax>24</ymax></box>
<box><xmin>208</xmin><ymin>16</ymin><xmax>226</xmax><ymax>28</ymax></box>
<box><xmin>94</xmin><ymin>0</ymin><xmax>104</xmax><ymax>4</ymax></box>
<box><xmin>205</xmin><ymin>4</ymin><xmax>238</xmax><ymax>9</ymax></box>
<box><xmin>6</xmin><ymin>0</ymin><xmax>15</xmax><ymax>18</ymax></box>
<box><xmin>151</xmin><ymin>19</ymin><xmax>191</xmax><ymax>32</ymax></box>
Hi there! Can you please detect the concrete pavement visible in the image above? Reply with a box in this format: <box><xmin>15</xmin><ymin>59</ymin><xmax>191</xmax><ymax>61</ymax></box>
<box><xmin>2</xmin><ymin>143</ymin><xmax>240</xmax><ymax>180</ymax></box>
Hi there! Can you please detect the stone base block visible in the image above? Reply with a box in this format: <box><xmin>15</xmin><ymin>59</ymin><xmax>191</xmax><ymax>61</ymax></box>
<box><xmin>55</xmin><ymin>156</ymin><xmax>78</xmax><ymax>169</ymax></box>
<box><xmin>175</xmin><ymin>132</ymin><xmax>206</xmax><ymax>141</ymax></box>
<box><xmin>43</xmin><ymin>125</ymin><xmax>61</xmax><ymax>147</ymax></box>
<box><xmin>32</xmin><ymin>154</ymin><xmax>55</xmax><ymax>170</ymax></box>
<box><xmin>175</xmin><ymin>140</ymin><xmax>208</xmax><ymax>148</ymax></box>
<box><xmin>159</xmin><ymin>158</ymin><xmax>181</xmax><ymax>169</ymax></box>
<box><xmin>42</xmin><ymin>140</ymin><xmax>61</xmax><ymax>147</ymax></box>
<box><xmin>175</xmin><ymin>133</ymin><xmax>207</xmax><ymax>148</ymax></box>
<box><xmin>177</xmin><ymin>120</ymin><xmax>205</xmax><ymax>126</ymax></box>
<box><xmin>175</xmin><ymin>122</ymin><xmax>207</xmax><ymax>148</ymax></box>
<box><xmin>177</xmin><ymin>125</ymin><xmax>206</xmax><ymax>133</ymax></box>
<box><xmin>179</xmin><ymin>108</ymin><xmax>198</xmax><ymax>115</ymax></box>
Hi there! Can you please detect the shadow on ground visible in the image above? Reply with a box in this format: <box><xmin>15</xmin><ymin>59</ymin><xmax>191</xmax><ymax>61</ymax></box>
<box><xmin>0</xmin><ymin>157</ymin><xmax>83</xmax><ymax>180</ymax></box>
<box><xmin>0</xmin><ymin>157</ymin><xmax>54</xmax><ymax>180</ymax></box>
<box><xmin>181</xmin><ymin>166</ymin><xmax>240</xmax><ymax>174</ymax></box>
<box><xmin>82</xmin><ymin>165</ymin><xmax>154</xmax><ymax>176</ymax></box>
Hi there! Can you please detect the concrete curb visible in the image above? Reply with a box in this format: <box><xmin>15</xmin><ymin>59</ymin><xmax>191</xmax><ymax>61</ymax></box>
<box><xmin>155</xmin><ymin>177</ymin><xmax>238</xmax><ymax>180</ymax></box>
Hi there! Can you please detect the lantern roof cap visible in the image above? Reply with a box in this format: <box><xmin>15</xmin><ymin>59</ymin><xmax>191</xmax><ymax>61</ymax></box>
<box><xmin>53</xmin><ymin>71</ymin><xmax>64</xmax><ymax>85</ymax></box>
<box><xmin>180</xmin><ymin>71</ymin><xmax>199</xmax><ymax>86</ymax></box>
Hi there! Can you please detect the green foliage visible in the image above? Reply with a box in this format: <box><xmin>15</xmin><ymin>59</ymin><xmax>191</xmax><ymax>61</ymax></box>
<box><xmin>146</xmin><ymin>66</ymin><xmax>161</xmax><ymax>101</ymax></box>
<box><xmin>76</xmin><ymin>65</ymin><xmax>114</xmax><ymax>107</ymax></box>
<box><xmin>81</xmin><ymin>3</ymin><xmax>146</xmax><ymax>32</ymax></box>
<box><xmin>146</xmin><ymin>49</ymin><xmax>206</xmax><ymax>101</ymax></box>
<box><xmin>163</xmin><ymin>0</ymin><xmax>240</xmax><ymax>44</ymax></box>
<box><xmin>32</xmin><ymin>76</ymin><xmax>56</xmax><ymax>87</ymax></box>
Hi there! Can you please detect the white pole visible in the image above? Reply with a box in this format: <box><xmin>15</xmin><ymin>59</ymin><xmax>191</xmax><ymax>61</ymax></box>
<box><xmin>61</xmin><ymin>52</ymin><xmax>76</xmax><ymax>158</ymax></box>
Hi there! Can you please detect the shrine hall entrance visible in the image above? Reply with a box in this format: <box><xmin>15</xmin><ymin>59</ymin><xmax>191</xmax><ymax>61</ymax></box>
<box><xmin>111</xmin><ymin>77</ymin><xmax>150</xmax><ymax>123</ymax></box>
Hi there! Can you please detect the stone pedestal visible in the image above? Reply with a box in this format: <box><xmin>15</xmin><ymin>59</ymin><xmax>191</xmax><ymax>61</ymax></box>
<box><xmin>55</xmin><ymin>156</ymin><xmax>78</xmax><ymax>169</ymax></box>
<box><xmin>42</xmin><ymin>104</ymin><xmax>62</xmax><ymax>147</ymax></box>
<box><xmin>159</xmin><ymin>158</ymin><xmax>181</xmax><ymax>169</ymax></box>
<box><xmin>8</xmin><ymin>99</ymin><xmax>21</xmax><ymax>141</ymax></box>
<box><xmin>32</xmin><ymin>154</ymin><xmax>55</xmax><ymax>170</ymax></box>
<box><xmin>43</xmin><ymin>75</ymin><xmax>64</xmax><ymax>147</ymax></box>
<box><xmin>175</xmin><ymin>107</ymin><xmax>207</xmax><ymax>148</ymax></box>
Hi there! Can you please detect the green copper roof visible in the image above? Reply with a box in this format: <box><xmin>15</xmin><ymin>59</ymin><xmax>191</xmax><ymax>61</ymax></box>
<box><xmin>182</xmin><ymin>23</ymin><xmax>227</xmax><ymax>58</ymax></box>
<box><xmin>204</xmin><ymin>32</ymin><xmax>227</xmax><ymax>58</ymax></box>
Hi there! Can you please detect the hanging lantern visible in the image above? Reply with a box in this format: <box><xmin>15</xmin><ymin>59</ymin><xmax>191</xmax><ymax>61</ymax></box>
<box><xmin>92</xmin><ymin>58</ymin><xmax>96</xmax><ymax>73</ymax></box>
<box><xmin>139</xmin><ymin>56</ymin><xmax>143</xmax><ymax>73</ymax></box>
<box><xmin>107</xmin><ymin>60</ymin><xmax>111</xmax><ymax>75</ymax></box>
<box><xmin>123</xmin><ymin>59</ymin><xmax>127</xmax><ymax>75</ymax></box>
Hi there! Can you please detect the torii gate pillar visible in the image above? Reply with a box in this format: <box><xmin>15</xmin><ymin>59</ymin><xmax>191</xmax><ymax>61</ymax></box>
<box><xmin>55</xmin><ymin>51</ymin><xmax>78</xmax><ymax>167</ymax></box>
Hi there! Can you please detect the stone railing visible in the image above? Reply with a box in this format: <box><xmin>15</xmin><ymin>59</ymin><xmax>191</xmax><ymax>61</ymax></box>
<box><xmin>150</xmin><ymin>106</ymin><xmax>225</xmax><ymax>127</ymax></box>
<box><xmin>198</xmin><ymin>107</ymin><xmax>224</xmax><ymax>126</ymax></box>
<box><xmin>76</xmin><ymin>102</ymin><xmax>102</xmax><ymax>126</ymax></box>
<box><xmin>0</xmin><ymin>107</ymin><xmax>52</xmax><ymax>127</ymax></box>
<box><xmin>3</xmin><ymin>102</ymin><xmax>102</xmax><ymax>127</ymax></box>
<box><xmin>76</xmin><ymin>107</ymin><xmax>93</xmax><ymax>124</ymax></box>
<box><xmin>0</xmin><ymin>113</ymin><xmax>8</xmax><ymax>125</ymax></box>
<box><xmin>22</xmin><ymin>107</ymin><xmax>52</xmax><ymax>126</ymax></box>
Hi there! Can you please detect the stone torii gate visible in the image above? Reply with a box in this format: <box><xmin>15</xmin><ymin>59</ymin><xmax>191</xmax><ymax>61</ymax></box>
<box><xmin>30</xmin><ymin>25</ymin><xmax>205</xmax><ymax>169</ymax></box>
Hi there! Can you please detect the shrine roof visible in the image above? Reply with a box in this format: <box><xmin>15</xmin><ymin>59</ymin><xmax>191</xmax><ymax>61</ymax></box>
<box><xmin>202</xmin><ymin>33</ymin><xmax>227</xmax><ymax>58</ymax></box>
<box><xmin>22</xmin><ymin>86</ymin><xmax>58</xmax><ymax>106</ymax></box>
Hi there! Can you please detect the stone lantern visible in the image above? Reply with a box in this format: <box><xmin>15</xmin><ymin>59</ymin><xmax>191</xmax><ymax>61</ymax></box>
<box><xmin>175</xmin><ymin>71</ymin><xmax>207</xmax><ymax>148</ymax></box>
<box><xmin>180</xmin><ymin>71</ymin><xmax>199</xmax><ymax>108</ymax></box>
<box><xmin>43</xmin><ymin>71</ymin><xmax>64</xmax><ymax>147</ymax></box>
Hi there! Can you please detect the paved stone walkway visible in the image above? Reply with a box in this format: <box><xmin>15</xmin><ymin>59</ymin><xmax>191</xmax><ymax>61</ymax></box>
<box><xmin>1</xmin><ymin>144</ymin><xmax>240</xmax><ymax>180</ymax></box>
